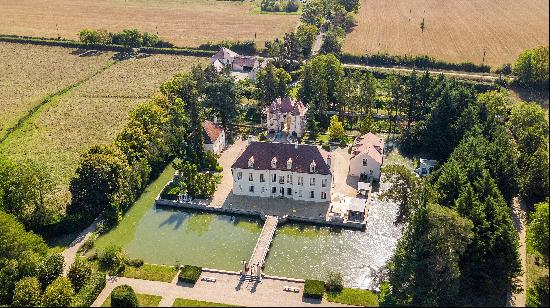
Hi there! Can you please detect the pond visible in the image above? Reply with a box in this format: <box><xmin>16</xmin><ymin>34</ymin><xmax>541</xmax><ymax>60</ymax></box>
<box><xmin>263</xmin><ymin>195</ymin><xmax>403</xmax><ymax>290</ymax></box>
<box><xmin>124</xmin><ymin>206</ymin><xmax>262</xmax><ymax>271</ymax></box>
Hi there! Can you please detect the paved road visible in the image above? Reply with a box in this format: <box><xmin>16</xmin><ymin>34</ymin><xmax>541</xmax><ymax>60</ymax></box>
<box><xmin>92</xmin><ymin>271</ymin><xmax>351</xmax><ymax>307</ymax></box>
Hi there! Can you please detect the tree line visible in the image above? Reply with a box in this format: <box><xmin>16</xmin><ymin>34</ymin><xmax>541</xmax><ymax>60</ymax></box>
<box><xmin>78</xmin><ymin>28</ymin><xmax>173</xmax><ymax>48</ymax></box>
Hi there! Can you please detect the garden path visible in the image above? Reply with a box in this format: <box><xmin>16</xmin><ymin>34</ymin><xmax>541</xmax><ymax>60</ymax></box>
<box><xmin>61</xmin><ymin>219</ymin><xmax>98</xmax><ymax>275</ymax></box>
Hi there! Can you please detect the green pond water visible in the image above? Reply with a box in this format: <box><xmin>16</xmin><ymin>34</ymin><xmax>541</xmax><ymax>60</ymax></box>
<box><xmin>124</xmin><ymin>206</ymin><xmax>262</xmax><ymax>271</ymax></box>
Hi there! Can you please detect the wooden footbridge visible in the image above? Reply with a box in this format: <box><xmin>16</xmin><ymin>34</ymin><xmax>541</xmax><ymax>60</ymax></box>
<box><xmin>241</xmin><ymin>215</ymin><xmax>278</xmax><ymax>281</ymax></box>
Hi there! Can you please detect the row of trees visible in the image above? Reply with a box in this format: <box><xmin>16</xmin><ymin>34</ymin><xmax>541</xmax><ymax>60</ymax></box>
<box><xmin>266</xmin><ymin>24</ymin><xmax>319</xmax><ymax>70</ymax></box>
<box><xmin>78</xmin><ymin>28</ymin><xmax>173</xmax><ymax>48</ymax></box>
<box><xmin>260</xmin><ymin>0</ymin><xmax>299</xmax><ymax>12</ymax></box>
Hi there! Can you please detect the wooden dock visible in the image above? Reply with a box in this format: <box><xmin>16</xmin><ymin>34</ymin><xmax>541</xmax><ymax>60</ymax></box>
<box><xmin>243</xmin><ymin>215</ymin><xmax>278</xmax><ymax>280</ymax></box>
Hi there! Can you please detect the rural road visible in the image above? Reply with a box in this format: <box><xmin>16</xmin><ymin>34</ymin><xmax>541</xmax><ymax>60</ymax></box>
<box><xmin>507</xmin><ymin>197</ymin><xmax>528</xmax><ymax>307</ymax></box>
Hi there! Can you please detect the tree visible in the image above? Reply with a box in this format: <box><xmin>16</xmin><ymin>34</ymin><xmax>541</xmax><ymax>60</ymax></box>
<box><xmin>255</xmin><ymin>63</ymin><xmax>291</xmax><ymax>107</ymax></box>
<box><xmin>386</xmin><ymin>75</ymin><xmax>406</xmax><ymax>136</ymax></box>
<box><xmin>111</xmin><ymin>285</ymin><xmax>138</xmax><ymax>307</ymax></box>
<box><xmin>381</xmin><ymin>164</ymin><xmax>419</xmax><ymax>224</ymax></box>
<box><xmin>78</xmin><ymin>29</ymin><xmax>109</xmax><ymax>44</ymax></box>
<box><xmin>40</xmin><ymin>277</ymin><xmax>74</xmax><ymax>307</ymax></box>
<box><xmin>0</xmin><ymin>209</ymin><xmax>49</xmax><ymax>261</ymax></box>
<box><xmin>282</xmin><ymin>32</ymin><xmax>304</xmax><ymax>70</ymax></box>
<box><xmin>12</xmin><ymin>277</ymin><xmax>41</xmax><ymax>307</ymax></box>
<box><xmin>98</xmin><ymin>245</ymin><xmax>126</xmax><ymax>274</ymax></box>
<box><xmin>37</xmin><ymin>253</ymin><xmax>64</xmax><ymax>289</ymax></box>
<box><xmin>320</xmin><ymin>31</ymin><xmax>342</xmax><ymax>54</ymax></box>
<box><xmin>527</xmin><ymin>201</ymin><xmax>549</xmax><ymax>265</ymax></box>
<box><xmin>325</xmin><ymin>271</ymin><xmax>344</xmax><ymax>292</ymax></box>
<box><xmin>328</xmin><ymin>115</ymin><xmax>346</xmax><ymax>142</ymax></box>
<box><xmin>337</xmin><ymin>0</ymin><xmax>359</xmax><ymax>12</ymax></box>
<box><xmin>203</xmin><ymin>68</ymin><xmax>239</xmax><ymax>130</ymax></box>
<box><xmin>384</xmin><ymin>203</ymin><xmax>473</xmax><ymax>306</ymax></box>
<box><xmin>513</xmin><ymin>46</ymin><xmax>549</xmax><ymax>89</ymax></box>
<box><xmin>67</xmin><ymin>258</ymin><xmax>92</xmax><ymax>292</ymax></box>
<box><xmin>111</xmin><ymin>29</ymin><xmax>143</xmax><ymax>48</ymax></box>
<box><xmin>301</xmin><ymin>0</ymin><xmax>326</xmax><ymax>26</ymax></box>
<box><xmin>296</xmin><ymin>24</ymin><xmax>319</xmax><ymax>58</ymax></box>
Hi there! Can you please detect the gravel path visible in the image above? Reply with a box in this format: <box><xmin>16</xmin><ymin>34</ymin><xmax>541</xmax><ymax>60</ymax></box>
<box><xmin>507</xmin><ymin>197</ymin><xmax>527</xmax><ymax>307</ymax></box>
<box><xmin>61</xmin><ymin>219</ymin><xmax>98</xmax><ymax>274</ymax></box>
<box><xmin>92</xmin><ymin>270</ymin><xmax>352</xmax><ymax>307</ymax></box>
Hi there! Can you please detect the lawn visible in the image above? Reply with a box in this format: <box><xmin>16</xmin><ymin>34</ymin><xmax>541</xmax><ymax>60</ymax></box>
<box><xmin>343</xmin><ymin>0</ymin><xmax>549</xmax><ymax>68</ymax></box>
<box><xmin>0</xmin><ymin>0</ymin><xmax>299</xmax><ymax>49</ymax></box>
<box><xmin>0</xmin><ymin>53</ymin><xmax>206</xmax><ymax>209</ymax></box>
<box><xmin>102</xmin><ymin>293</ymin><xmax>162</xmax><ymax>307</ymax></box>
<box><xmin>0</xmin><ymin>42</ymin><xmax>114</xmax><ymax>140</ymax></box>
<box><xmin>122</xmin><ymin>263</ymin><xmax>178</xmax><ymax>283</ymax></box>
<box><xmin>172</xmin><ymin>298</ymin><xmax>241</xmax><ymax>307</ymax></box>
<box><xmin>93</xmin><ymin>161</ymin><xmax>176</xmax><ymax>251</ymax></box>
<box><xmin>326</xmin><ymin>288</ymin><xmax>379</xmax><ymax>307</ymax></box>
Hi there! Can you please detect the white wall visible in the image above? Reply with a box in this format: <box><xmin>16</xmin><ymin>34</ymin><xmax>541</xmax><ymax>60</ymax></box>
<box><xmin>266</xmin><ymin>113</ymin><xmax>305</xmax><ymax>137</ymax></box>
<box><xmin>231</xmin><ymin>167</ymin><xmax>332</xmax><ymax>202</ymax></box>
<box><xmin>349</xmin><ymin>153</ymin><xmax>381</xmax><ymax>180</ymax></box>
<box><xmin>204</xmin><ymin>131</ymin><xmax>226</xmax><ymax>155</ymax></box>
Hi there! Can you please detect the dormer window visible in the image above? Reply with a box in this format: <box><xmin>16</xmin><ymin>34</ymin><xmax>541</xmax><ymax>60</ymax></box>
<box><xmin>271</xmin><ymin>157</ymin><xmax>277</xmax><ymax>168</ymax></box>
<box><xmin>287</xmin><ymin>158</ymin><xmax>293</xmax><ymax>170</ymax></box>
<box><xmin>248</xmin><ymin>156</ymin><xmax>254</xmax><ymax>168</ymax></box>
<box><xmin>310</xmin><ymin>160</ymin><xmax>316</xmax><ymax>173</ymax></box>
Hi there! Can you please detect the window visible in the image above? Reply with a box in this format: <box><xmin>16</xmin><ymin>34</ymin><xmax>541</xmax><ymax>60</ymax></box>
<box><xmin>272</xmin><ymin>174</ymin><xmax>277</xmax><ymax>182</ymax></box>
<box><xmin>249</xmin><ymin>173</ymin><xmax>253</xmax><ymax>181</ymax></box>
<box><xmin>239</xmin><ymin>184</ymin><xmax>242</xmax><ymax>191</ymax></box>
<box><xmin>287</xmin><ymin>188</ymin><xmax>292</xmax><ymax>195</ymax></box>
<box><xmin>237</xmin><ymin>172</ymin><xmax>242</xmax><ymax>180</ymax></box>
<box><xmin>310</xmin><ymin>177</ymin><xmax>316</xmax><ymax>186</ymax></box>
<box><xmin>279</xmin><ymin>176</ymin><xmax>284</xmax><ymax>184</ymax></box>
<box><xmin>261</xmin><ymin>187</ymin><xmax>265</xmax><ymax>193</ymax></box>
<box><xmin>299</xmin><ymin>190</ymin><xmax>302</xmax><ymax>197</ymax></box>
<box><xmin>321</xmin><ymin>192</ymin><xmax>327</xmax><ymax>199</ymax></box>
<box><xmin>322</xmin><ymin>179</ymin><xmax>327</xmax><ymax>187</ymax></box>
<box><xmin>298</xmin><ymin>176</ymin><xmax>303</xmax><ymax>186</ymax></box>
<box><xmin>249</xmin><ymin>186</ymin><xmax>254</xmax><ymax>192</ymax></box>
<box><xmin>272</xmin><ymin>187</ymin><xmax>276</xmax><ymax>194</ymax></box>
<box><xmin>363</xmin><ymin>158</ymin><xmax>368</xmax><ymax>166</ymax></box>
<box><xmin>310</xmin><ymin>191</ymin><xmax>315</xmax><ymax>198</ymax></box>
<box><xmin>260</xmin><ymin>174</ymin><xmax>265</xmax><ymax>182</ymax></box>
<box><xmin>287</xmin><ymin>174</ymin><xmax>293</xmax><ymax>184</ymax></box>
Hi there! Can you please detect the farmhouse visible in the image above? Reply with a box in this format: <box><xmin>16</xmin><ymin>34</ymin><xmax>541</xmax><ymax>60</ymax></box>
<box><xmin>349</xmin><ymin>133</ymin><xmax>384</xmax><ymax>180</ymax></box>
<box><xmin>211</xmin><ymin>47</ymin><xmax>266</xmax><ymax>79</ymax></box>
<box><xmin>265</xmin><ymin>97</ymin><xmax>307</xmax><ymax>138</ymax></box>
<box><xmin>202</xmin><ymin>120</ymin><xmax>225</xmax><ymax>154</ymax></box>
<box><xmin>231</xmin><ymin>142</ymin><xmax>333</xmax><ymax>202</ymax></box>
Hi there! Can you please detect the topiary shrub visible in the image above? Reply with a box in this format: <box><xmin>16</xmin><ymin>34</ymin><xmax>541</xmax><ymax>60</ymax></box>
<box><xmin>303</xmin><ymin>279</ymin><xmax>325</xmax><ymax>299</ymax></box>
<box><xmin>70</xmin><ymin>272</ymin><xmax>106</xmax><ymax>307</ymax></box>
<box><xmin>97</xmin><ymin>245</ymin><xmax>126</xmax><ymax>274</ymax></box>
<box><xmin>67</xmin><ymin>258</ymin><xmax>92</xmax><ymax>292</ymax></box>
<box><xmin>40</xmin><ymin>277</ymin><xmax>74</xmax><ymax>307</ymax></box>
<box><xmin>178</xmin><ymin>265</ymin><xmax>202</xmax><ymax>284</ymax></box>
<box><xmin>37</xmin><ymin>253</ymin><xmax>64</xmax><ymax>289</ymax></box>
<box><xmin>110</xmin><ymin>285</ymin><xmax>138</xmax><ymax>307</ymax></box>
<box><xmin>12</xmin><ymin>277</ymin><xmax>41</xmax><ymax>307</ymax></box>
<box><xmin>126</xmin><ymin>258</ymin><xmax>144</xmax><ymax>268</ymax></box>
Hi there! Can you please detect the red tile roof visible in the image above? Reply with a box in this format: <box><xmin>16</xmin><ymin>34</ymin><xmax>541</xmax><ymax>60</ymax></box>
<box><xmin>232</xmin><ymin>56</ymin><xmax>257</xmax><ymax>68</ymax></box>
<box><xmin>351</xmin><ymin>133</ymin><xmax>384</xmax><ymax>164</ymax></box>
<box><xmin>211</xmin><ymin>47</ymin><xmax>239</xmax><ymax>62</ymax></box>
<box><xmin>202</xmin><ymin>120</ymin><xmax>223</xmax><ymax>144</ymax></box>
<box><xmin>232</xmin><ymin>142</ymin><xmax>332</xmax><ymax>175</ymax></box>
<box><xmin>266</xmin><ymin>97</ymin><xmax>307</xmax><ymax>116</ymax></box>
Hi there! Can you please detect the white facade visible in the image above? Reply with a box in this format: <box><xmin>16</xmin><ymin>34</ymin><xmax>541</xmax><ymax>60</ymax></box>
<box><xmin>232</xmin><ymin>168</ymin><xmax>332</xmax><ymax>202</ymax></box>
<box><xmin>349</xmin><ymin>133</ymin><xmax>384</xmax><ymax>181</ymax></box>
<box><xmin>204</xmin><ymin>130</ymin><xmax>225</xmax><ymax>155</ymax></box>
<box><xmin>349</xmin><ymin>152</ymin><xmax>382</xmax><ymax>179</ymax></box>
<box><xmin>265</xmin><ymin>97</ymin><xmax>307</xmax><ymax>138</ymax></box>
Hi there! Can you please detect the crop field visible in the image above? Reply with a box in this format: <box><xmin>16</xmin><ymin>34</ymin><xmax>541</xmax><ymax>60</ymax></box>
<box><xmin>0</xmin><ymin>50</ymin><xmax>208</xmax><ymax>206</ymax></box>
<box><xmin>0</xmin><ymin>0</ymin><xmax>299</xmax><ymax>48</ymax></box>
<box><xmin>0</xmin><ymin>42</ymin><xmax>115</xmax><ymax>140</ymax></box>
<box><xmin>343</xmin><ymin>0</ymin><xmax>549</xmax><ymax>68</ymax></box>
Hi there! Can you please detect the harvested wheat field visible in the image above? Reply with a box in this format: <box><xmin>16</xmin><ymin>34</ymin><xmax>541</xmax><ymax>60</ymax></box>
<box><xmin>0</xmin><ymin>52</ymin><xmax>208</xmax><ymax>205</ymax></box>
<box><xmin>0</xmin><ymin>42</ymin><xmax>115</xmax><ymax>139</ymax></box>
<box><xmin>343</xmin><ymin>0</ymin><xmax>549</xmax><ymax>68</ymax></box>
<box><xmin>0</xmin><ymin>0</ymin><xmax>299</xmax><ymax>48</ymax></box>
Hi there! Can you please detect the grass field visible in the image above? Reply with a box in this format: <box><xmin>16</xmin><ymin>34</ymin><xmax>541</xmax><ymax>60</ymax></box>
<box><xmin>122</xmin><ymin>263</ymin><xmax>178</xmax><ymax>283</ymax></box>
<box><xmin>0</xmin><ymin>42</ymin><xmax>115</xmax><ymax>140</ymax></box>
<box><xmin>102</xmin><ymin>293</ymin><xmax>162</xmax><ymax>307</ymax></box>
<box><xmin>172</xmin><ymin>298</ymin><xmax>241</xmax><ymax>307</ymax></box>
<box><xmin>343</xmin><ymin>0</ymin><xmax>549</xmax><ymax>68</ymax></box>
<box><xmin>0</xmin><ymin>45</ymin><xmax>207</xmax><ymax>207</ymax></box>
<box><xmin>326</xmin><ymin>288</ymin><xmax>379</xmax><ymax>307</ymax></box>
<box><xmin>0</xmin><ymin>0</ymin><xmax>299</xmax><ymax>48</ymax></box>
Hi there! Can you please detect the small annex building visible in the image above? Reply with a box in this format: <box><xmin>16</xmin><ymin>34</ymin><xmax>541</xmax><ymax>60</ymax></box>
<box><xmin>210</xmin><ymin>47</ymin><xmax>266</xmax><ymax>80</ymax></box>
<box><xmin>265</xmin><ymin>97</ymin><xmax>307</xmax><ymax>138</ymax></box>
<box><xmin>202</xmin><ymin>120</ymin><xmax>225</xmax><ymax>155</ymax></box>
<box><xmin>231</xmin><ymin>142</ymin><xmax>333</xmax><ymax>202</ymax></box>
<box><xmin>349</xmin><ymin>133</ymin><xmax>384</xmax><ymax>181</ymax></box>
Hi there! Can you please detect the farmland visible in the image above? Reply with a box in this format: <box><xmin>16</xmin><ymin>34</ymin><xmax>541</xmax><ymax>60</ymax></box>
<box><xmin>0</xmin><ymin>45</ymin><xmax>208</xmax><ymax>206</ymax></box>
<box><xmin>0</xmin><ymin>0</ymin><xmax>299</xmax><ymax>49</ymax></box>
<box><xmin>0</xmin><ymin>42</ymin><xmax>115</xmax><ymax>140</ymax></box>
<box><xmin>343</xmin><ymin>0</ymin><xmax>549</xmax><ymax>68</ymax></box>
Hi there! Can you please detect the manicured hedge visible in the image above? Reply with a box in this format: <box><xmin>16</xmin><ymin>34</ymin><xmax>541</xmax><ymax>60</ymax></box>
<box><xmin>198</xmin><ymin>40</ymin><xmax>257</xmax><ymax>55</ymax></box>
<box><xmin>70</xmin><ymin>272</ymin><xmax>107</xmax><ymax>307</ymax></box>
<box><xmin>178</xmin><ymin>265</ymin><xmax>202</xmax><ymax>284</ymax></box>
<box><xmin>303</xmin><ymin>280</ymin><xmax>325</xmax><ymax>299</ymax></box>
<box><xmin>111</xmin><ymin>285</ymin><xmax>138</xmax><ymax>307</ymax></box>
<box><xmin>340</xmin><ymin>52</ymin><xmax>491</xmax><ymax>73</ymax></box>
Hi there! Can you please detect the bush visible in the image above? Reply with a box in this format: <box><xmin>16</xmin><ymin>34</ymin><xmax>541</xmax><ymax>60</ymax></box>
<box><xmin>303</xmin><ymin>280</ymin><xmax>325</xmax><ymax>299</ymax></box>
<box><xmin>67</xmin><ymin>258</ymin><xmax>92</xmax><ymax>292</ymax></box>
<box><xmin>513</xmin><ymin>45</ymin><xmax>549</xmax><ymax>90</ymax></box>
<box><xmin>40</xmin><ymin>277</ymin><xmax>74</xmax><ymax>307</ymax></box>
<box><xmin>126</xmin><ymin>258</ymin><xmax>144</xmax><ymax>268</ymax></box>
<box><xmin>322</xmin><ymin>142</ymin><xmax>330</xmax><ymax>151</ymax></box>
<box><xmin>110</xmin><ymin>285</ymin><xmax>138</xmax><ymax>307</ymax></box>
<box><xmin>198</xmin><ymin>40</ymin><xmax>256</xmax><ymax>55</ymax></box>
<box><xmin>178</xmin><ymin>265</ymin><xmax>202</xmax><ymax>284</ymax></box>
<box><xmin>70</xmin><ymin>272</ymin><xmax>106</xmax><ymax>307</ymax></box>
<box><xmin>37</xmin><ymin>253</ymin><xmax>64</xmax><ymax>289</ymax></box>
<box><xmin>12</xmin><ymin>277</ymin><xmax>41</xmax><ymax>307</ymax></box>
<box><xmin>97</xmin><ymin>245</ymin><xmax>126</xmax><ymax>274</ymax></box>
<box><xmin>325</xmin><ymin>271</ymin><xmax>344</xmax><ymax>293</ymax></box>
<box><xmin>286</xmin><ymin>0</ymin><xmax>299</xmax><ymax>12</ymax></box>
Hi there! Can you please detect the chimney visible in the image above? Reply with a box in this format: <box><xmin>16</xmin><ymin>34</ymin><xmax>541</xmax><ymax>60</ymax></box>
<box><xmin>213</xmin><ymin>116</ymin><xmax>218</xmax><ymax>124</ymax></box>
